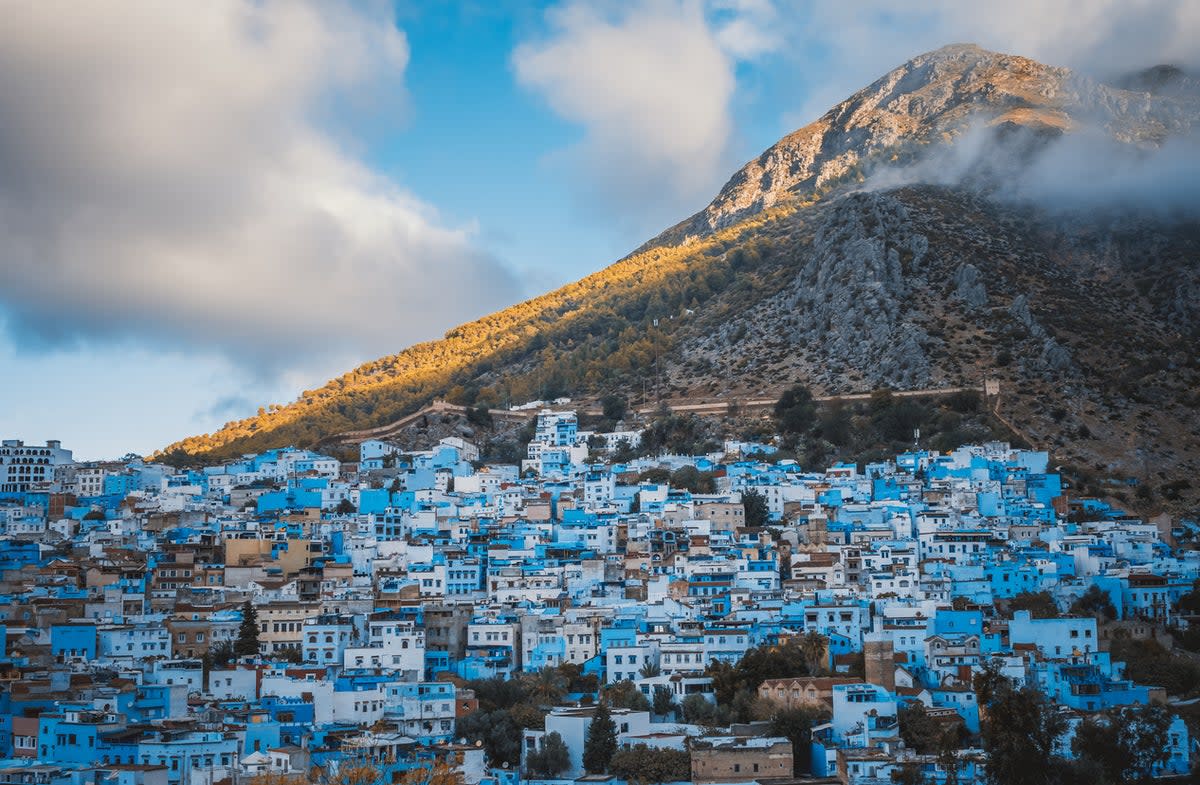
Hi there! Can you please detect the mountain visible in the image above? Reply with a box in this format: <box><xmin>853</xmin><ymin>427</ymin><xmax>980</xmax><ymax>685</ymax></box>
<box><xmin>658</xmin><ymin>43</ymin><xmax>1198</xmax><ymax>244</ymax></box>
<box><xmin>162</xmin><ymin>45</ymin><xmax>1200</xmax><ymax>510</ymax></box>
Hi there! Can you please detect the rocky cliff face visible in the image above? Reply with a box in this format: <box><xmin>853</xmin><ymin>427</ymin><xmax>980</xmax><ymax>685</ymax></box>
<box><xmin>658</xmin><ymin>44</ymin><xmax>1200</xmax><ymax>242</ymax></box>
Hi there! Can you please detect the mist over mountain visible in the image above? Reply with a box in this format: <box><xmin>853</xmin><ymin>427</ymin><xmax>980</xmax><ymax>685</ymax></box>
<box><xmin>163</xmin><ymin>44</ymin><xmax>1200</xmax><ymax>510</ymax></box>
<box><xmin>654</xmin><ymin>43</ymin><xmax>1199</xmax><ymax>244</ymax></box>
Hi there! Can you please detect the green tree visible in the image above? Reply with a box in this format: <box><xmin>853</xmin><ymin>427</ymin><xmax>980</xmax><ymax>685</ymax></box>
<box><xmin>207</xmin><ymin>639</ymin><xmax>236</xmax><ymax>667</ymax></box>
<box><xmin>467</xmin><ymin>676</ymin><xmax>530</xmax><ymax>712</ymax></box>
<box><xmin>891</xmin><ymin>762</ymin><xmax>928</xmax><ymax>785</ymax></box>
<box><xmin>583</xmin><ymin>703</ymin><xmax>618</xmax><ymax>774</ymax></box>
<box><xmin>872</xmin><ymin>396</ymin><xmax>931</xmax><ymax>443</ymax></box>
<box><xmin>638</xmin><ymin>661</ymin><xmax>662</xmax><ymax>678</ymax></box>
<box><xmin>456</xmin><ymin>710</ymin><xmax>522</xmax><ymax>767</ymax></box>
<box><xmin>466</xmin><ymin>406</ymin><xmax>493</xmax><ymax>428</ymax></box>
<box><xmin>670</xmin><ymin>465</ymin><xmax>717</xmax><ymax>493</ymax></box>
<box><xmin>976</xmin><ymin>665</ymin><xmax>1069</xmax><ymax>785</ymax></box>
<box><xmin>816</xmin><ymin>399</ymin><xmax>853</xmax><ymax>446</ymax></box>
<box><xmin>508</xmin><ymin>703</ymin><xmax>546</xmax><ymax>731</ymax></box>
<box><xmin>1005</xmin><ymin>591</ymin><xmax>1059</xmax><ymax>619</ymax></box>
<box><xmin>335</xmin><ymin>498</ymin><xmax>357</xmax><ymax>514</ymax></box>
<box><xmin>652</xmin><ymin>685</ymin><xmax>676</xmax><ymax>718</ymax></box>
<box><xmin>1110</xmin><ymin>637</ymin><xmax>1200</xmax><ymax>696</ymax></box>
<box><xmin>898</xmin><ymin>701</ymin><xmax>968</xmax><ymax>760</ymax></box>
<box><xmin>605</xmin><ymin>680</ymin><xmax>652</xmax><ymax>711</ymax></box>
<box><xmin>898</xmin><ymin>701</ymin><xmax>942</xmax><ymax>755</ymax></box>
<box><xmin>705</xmin><ymin>660</ymin><xmax>740</xmax><ymax>706</ymax></box>
<box><xmin>742</xmin><ymin>489</ymin><xmax>770</xmax><ymax>527</ymax></box>
<box><xmin>775</xmin><ymin>385</ymin><xmax>817</xmax><ymax>437</ymax></box>
<box><xmin>1070</xmin><ymin>585</ymin><xmax>1117</xmax><ymax>620</ymax></box>
<box><xmin>611</xmin><ymin>438</ymin><xmax>637</xmax><ymax>463</ymax></box>
<box><xmin>680</xmin><ymin>693</ymin><xmax>719</xmax><ymax>725</ymax></box>
<box><xmin>768</xmin><ymin>705</ymin><xmax>830</xmax><ymax>776</ymax></box>
<box><xmin>1175</xmin><ymin>577</ymin><xmax>1200</xmax><ymax>614</ymax></box>
<box><xmin>638</xmin><ymin>467</ymin><xmax>671</xmax><ymax>485</ymax></box>
<box><xmin>1072</xmin><ymin>704</ymin><xmax>1173</xmax><ymax>784</ymax></box>
<box><xmin>610</xmin><ymin>745</ymin><xmax>691</xmax><ymax>784</ymax></box>
<box><xmin>525</xmin><ymin>731</ymin><xmax>571</xmax><ymax>778</ymax></box>
<box><xmin>798</xmin><ymin>630</ymin><xmax>829</xmax><ymax>674</ymax></box>
<box><xmin>601</xmin><ymin>394</ymin><xmax>628</xmax><ymax>423</ymax></box>
<box><xmin>728</xmin><ymin>638</ymin><xmax>812</xmax><ymax>691</ymax></box>
<box><xmin>235</xmin><ymin>600</ymin><xmax>260</xmax><ymax>657</ymax></box>
<box><xmin>522</xmin><ymin>667</ymin><xmax>569</xmax><ymax>706</ymax></box>
<box><xmin>557</xmin><ymin>662</ymin><xmax>600</xmax><ymax>695</ymax></box>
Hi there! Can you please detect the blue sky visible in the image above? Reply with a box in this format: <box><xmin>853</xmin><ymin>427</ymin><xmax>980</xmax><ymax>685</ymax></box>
<box><xmin>0</xmin><ymin>0</ymin><xmax>1195</xmax><ymax>460</ymax></box>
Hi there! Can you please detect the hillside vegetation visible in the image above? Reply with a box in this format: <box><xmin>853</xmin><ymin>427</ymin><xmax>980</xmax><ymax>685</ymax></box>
<box><xmin>159</xmin><ymin>205</ymin><xmax>801</xmax><ymax>462</ymax></box>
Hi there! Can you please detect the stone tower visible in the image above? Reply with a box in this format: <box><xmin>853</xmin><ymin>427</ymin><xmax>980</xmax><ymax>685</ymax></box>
<box><xmin>863</xmin><ymin>631</ymin><xmax>895</xmax><ymax>693</ymax></box>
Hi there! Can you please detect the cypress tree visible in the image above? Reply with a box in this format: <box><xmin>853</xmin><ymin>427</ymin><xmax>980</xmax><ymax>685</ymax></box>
<box><xmin>235</xmin><ymin>600</ymin><xmax>260</xmax><ymax>657</ymax></box>
<box><xmin>583</xmin><ymin>702</ymin><xmax>618</xmax><ymax>774</ymax></box>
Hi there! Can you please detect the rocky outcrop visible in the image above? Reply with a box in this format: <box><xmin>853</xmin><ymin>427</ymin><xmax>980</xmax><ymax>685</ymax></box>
<box><xmin>786</xmin><ymin>192</ymin><xmax>932</xmax><ymax>389</ymax></box>
<box><xmin>953</xmin><ymin>264</ymin><xmax>989</xmax><ymax>309</ymax></box>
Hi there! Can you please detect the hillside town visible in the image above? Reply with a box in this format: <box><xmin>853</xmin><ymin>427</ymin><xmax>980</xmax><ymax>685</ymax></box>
<box><xmin>0</xmin><ymin>403</ymin><xmax>1197</xmax><ymax>785</ymax></box>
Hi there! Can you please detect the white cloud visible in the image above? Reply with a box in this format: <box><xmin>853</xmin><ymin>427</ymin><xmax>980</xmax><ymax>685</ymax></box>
<box><xmin>0</xmin><ymin>0</ymin><xmax>521</xmax><ymax>375</ymax></box>
<box><xmin>513</xmin><ymin>0</ymin><xmax>780</xmax><ymax>237</ymax></box>
<box><xmin>711</xmin><ymin>0</ymin><xmax>780</xmax><ymax>58</ymax></box>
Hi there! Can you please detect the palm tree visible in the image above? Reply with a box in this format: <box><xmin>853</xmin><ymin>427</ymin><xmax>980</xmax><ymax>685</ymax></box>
<box><xmin>799</xmin><ymin>630</ymin><xmax>829</xmax><ymax>674</ymax></box>
<box><xmin>638</xmin><ymin>660</ymin><xmax>661</xmax><ymax>678</ymax></box>
<box><xmin>524</xmin><ymin>666</ymin><xmax>569</xmax><ymax>706</ymax></box>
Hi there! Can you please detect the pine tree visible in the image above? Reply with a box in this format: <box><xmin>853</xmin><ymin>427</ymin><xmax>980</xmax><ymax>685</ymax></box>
<box><xmin>235</xmin><ymin>600</ymin><xmax>261</xmax><ymax>658</ymax></box>
<box><xmin>583</xmin><ymin>702</ymin><xmax>618</xmax><ymax>774</ymax></box>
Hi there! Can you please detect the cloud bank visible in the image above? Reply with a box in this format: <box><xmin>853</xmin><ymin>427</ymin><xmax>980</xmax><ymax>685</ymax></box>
<box><xmin>0</xmin><ymin>1</ymin><xmax>522</xmax><ymax>375</ymax></box>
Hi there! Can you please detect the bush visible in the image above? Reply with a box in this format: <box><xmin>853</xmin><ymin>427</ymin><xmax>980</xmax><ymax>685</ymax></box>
<box><xmin>466</xmin><ymin>406</ymin><xmax>493</xmax><ymax>427</ymax></box>
<box><xmin>1004</xmin><ymin>591</ymin><xmax>1059</xmax><ymax>619</ymax></box>
<box><xmin>610</xmin><ymin>745</ymin><xmax>691</xmax><ymax>784</ymax></box>
<box><xmin>1069</xmin><ymin>585</ymin><xmax>1116</xmax><ymax>620</ymax></box>
<box><xmin>945</xmin><ymin>390</ymin><xmax>983</xmax><ymax>414</ymax></box>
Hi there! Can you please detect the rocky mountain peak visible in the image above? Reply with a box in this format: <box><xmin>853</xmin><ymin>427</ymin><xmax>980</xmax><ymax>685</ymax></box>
<box><xmin>663</xmin><ymin>44</ymin><xmax>1199</xmax><ymax>242</ymax></box>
